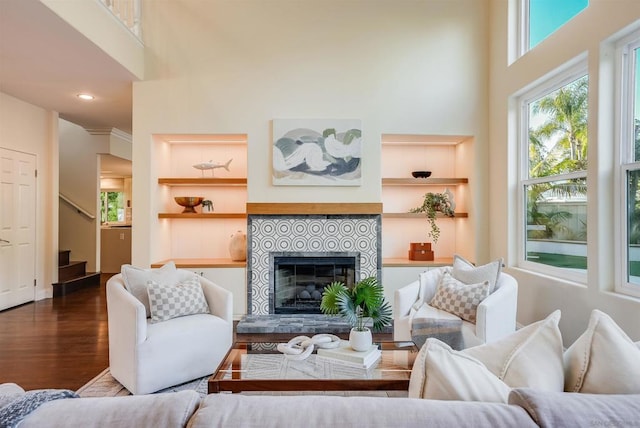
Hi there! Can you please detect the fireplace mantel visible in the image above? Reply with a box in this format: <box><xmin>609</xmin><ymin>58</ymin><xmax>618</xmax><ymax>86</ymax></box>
<box><xmin>246</xmin><ymin>203</ymin><xmax>382</xmax><ymax>215</ymax></box>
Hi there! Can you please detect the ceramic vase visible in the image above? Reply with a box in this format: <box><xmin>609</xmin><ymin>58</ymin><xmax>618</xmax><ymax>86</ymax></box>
<box><xmin>229</xmin><ymin>230</ymin><xmax>247</xmax><ymax>261</ymax></box>
<box><xmin>349</xmin><ymin>327</ymin><xmax>372</xmax><ymax>352</ymax></box>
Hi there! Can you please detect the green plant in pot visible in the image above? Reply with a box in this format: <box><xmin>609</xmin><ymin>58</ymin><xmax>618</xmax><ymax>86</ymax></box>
<box><xmin>320</xmin><ymin>277</ymin><xmax>392</xmax><ymax>351</ymax></box>
<box><xmin>409</xmin><ymin>190</ymin><xmax>455</xmax><ymax>244</ymax></box>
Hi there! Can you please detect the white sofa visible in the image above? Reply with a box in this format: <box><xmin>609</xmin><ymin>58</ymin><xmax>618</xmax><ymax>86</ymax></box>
<box><xmin>394</xmin><ymin>267</ymin><xmax>518</xmax><ymax>348</ymax></box>
<box><xmin>106</xmin><ymin>271</ymin><xmax>233</xmax><ymax>395</ymax></box>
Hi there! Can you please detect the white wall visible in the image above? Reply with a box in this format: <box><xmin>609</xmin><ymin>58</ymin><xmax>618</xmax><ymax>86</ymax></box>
<box><xmin>488</xmin><ymin>0</ymin><xmax>640</xmax><ymax>343</ymax></box>
<box><xmin>0</xmin><ymin>92</ymin><xmax>58</xmax><ymax>299</ymax></box>
<box><xmin>133</xmin><ymin>0</ymin><xmax>491</xmax><ymax>266</ymax></box>
<box><xmin>59</xmin><ymin>119</ymin><xmax>108</xmax><ymax>272</ymax></box>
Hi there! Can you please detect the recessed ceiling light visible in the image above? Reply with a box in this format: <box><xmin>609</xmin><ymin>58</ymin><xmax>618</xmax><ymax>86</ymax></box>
<box><xmin>77</xmin><ymin>93</ymin><xmax>94</xmax><ymax>100</ymax></box>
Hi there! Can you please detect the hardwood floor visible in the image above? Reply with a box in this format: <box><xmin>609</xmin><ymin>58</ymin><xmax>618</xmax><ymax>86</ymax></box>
<box><xmin>0</xmin><ymin>274</ymin><xmax>112</xmax><ymax>391</ymax></box>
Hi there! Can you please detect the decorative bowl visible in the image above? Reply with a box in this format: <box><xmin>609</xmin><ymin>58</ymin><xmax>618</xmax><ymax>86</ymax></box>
<box><xmin>174</xmin><ymin>196</ymin><xmax>204</xmax><ymax>213</ymax></box>
<box><xmin>412</xmin><ymin>171</ymin><xmax>432</xmax><ymax>178</ymax></box>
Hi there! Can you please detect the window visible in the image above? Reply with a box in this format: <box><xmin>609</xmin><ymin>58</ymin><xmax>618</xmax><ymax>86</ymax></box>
<box><xmin>520</xmin><ymin>0</ymin><xmax>588</xmax><ymax>54</ymax></box>
<box><xmin>101</xmin><ymin>191</ymin><xmax>125</xmax><ymax>224</ymax></box>
<box><xmin>519</xmin><ymin>68</ymin><xmax>588</xmax><ymax>281</ymax></box>
<box><xmin>619</xmin><ymin>35</ymin><xmax>640</xmax><ymax>298</ymax></box>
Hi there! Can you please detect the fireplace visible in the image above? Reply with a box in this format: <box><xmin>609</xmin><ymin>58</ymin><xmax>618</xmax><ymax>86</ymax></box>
<box><xmin>272</xmin><ymin>252</ymin><xmax>359</xmax><ymax>314</ymax></box>
<box><xmin>247</xmin><ymin>211</ymin><xmax>381</xmax><ymax>315</ymax></box>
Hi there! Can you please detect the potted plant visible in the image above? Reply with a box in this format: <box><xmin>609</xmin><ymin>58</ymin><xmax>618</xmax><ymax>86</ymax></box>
<box><xmin>409</xmin><ymin>189</ymin><xmax>455</xmax><ymax>245</ymax></box>
<box><xmin>320</xmin><ymin>277</ymin><xmax>392</xmax><ymax>351</ymax></box>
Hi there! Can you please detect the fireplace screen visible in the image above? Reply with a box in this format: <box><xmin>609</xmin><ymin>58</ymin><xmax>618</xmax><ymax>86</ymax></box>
<box><xmin>273</xmin><ymin>254</ymin><xmax>358</xmax><ymax>314</ymax></box>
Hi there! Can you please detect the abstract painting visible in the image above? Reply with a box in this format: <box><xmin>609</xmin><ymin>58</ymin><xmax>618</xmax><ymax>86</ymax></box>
<box><xmin>272</xmin><ymin>119</ymin><xmax>362</xmax><ymax>186</ymax></box>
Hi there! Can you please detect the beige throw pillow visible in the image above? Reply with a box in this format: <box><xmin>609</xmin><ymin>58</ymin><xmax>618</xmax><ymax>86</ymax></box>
<box><xmin>408</xmin><ymin>338</ymin><xmax>511</xmax><ymax>402</ymax></box>
<box><xmin>121</xmin><ymin>261</ymin><xmax>180</xmax><ymax>318</ymax></box>
<box><xmin>564</xmin><ymin>309</ymin><xmax>640</xmax><ymax>393</ymax></box>
<box><xmin>452</xmin><ymin>254</ymin><xmax>503</xmax><ymax>293</ymax></box>
<box><xmin>464</xmin><ymin>310</ymin><xmax>564</xmax><ymax>391</ymax></box>
<box><xmin>429</xmin><ymin>271</ymin><xmax>489</xmax><ymax>323</ymax></box>
<box><xmin>409</xmin><ymin>310</ymin><xmax>565</xmax><ymax>403</ymax></box>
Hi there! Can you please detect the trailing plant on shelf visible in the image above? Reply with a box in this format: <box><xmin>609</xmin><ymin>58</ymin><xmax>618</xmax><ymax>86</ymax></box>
<box><xmin>320</xmin><ymin>277</ymin><xmax>392</xmax><ymax>333</ymax></box>
<box><xmin>409</xmin><ymin>190</ymin><xmax>455</xmax><ymax>244</ymax></box>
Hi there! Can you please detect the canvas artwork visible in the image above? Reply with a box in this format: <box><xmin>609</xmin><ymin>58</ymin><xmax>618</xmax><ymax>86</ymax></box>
<box><xmin>272</xmin><ymin>119</ymin><xmax>362</xmax><ymax>186</ymax></box>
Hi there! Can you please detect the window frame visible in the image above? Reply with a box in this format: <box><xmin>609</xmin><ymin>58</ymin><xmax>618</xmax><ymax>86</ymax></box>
<box><xmin>517</xmin><ymin>60</ymin><xmax>589</xmax><ymax>284</ymax></box>
<box><xmin>616</xmin><ymin>31</ymin><xmax>640</xmax><ymax>298</ymax></box>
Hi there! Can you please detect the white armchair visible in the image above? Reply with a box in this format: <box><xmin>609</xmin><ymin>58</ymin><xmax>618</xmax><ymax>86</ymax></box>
<box><xmin>394</xmin><ymin>267</ymin><xmax>518</xmax><ymax>349</ymax></box>
<box><xmin>106</xmin><ymin>270</ymin><xmax>233</xmax><ymax>395</ymax></box>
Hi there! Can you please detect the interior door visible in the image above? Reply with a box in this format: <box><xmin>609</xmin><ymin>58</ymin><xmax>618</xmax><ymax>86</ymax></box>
<box><xmin>0</xmin><ymin>148</ymin><xmax>36</xmax><ymax>311</ymax></box>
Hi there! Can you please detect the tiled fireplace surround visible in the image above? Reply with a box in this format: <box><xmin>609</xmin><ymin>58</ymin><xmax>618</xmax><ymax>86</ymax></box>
<box><xmin>246</xmin><ymin>213</ymin><xmax>382</xmax><ymax>316</ymax></box>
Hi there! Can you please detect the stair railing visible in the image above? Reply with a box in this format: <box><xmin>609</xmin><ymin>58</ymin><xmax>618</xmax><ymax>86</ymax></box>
<box><xmin>98</xmin><ymin>0</ymin><xmax>142</xmax><ymax>39</ymax></box>
<box><xmin>59</xmin><ymin>193</ymin><xmax>96</xmax><ymax>220</ymax></box>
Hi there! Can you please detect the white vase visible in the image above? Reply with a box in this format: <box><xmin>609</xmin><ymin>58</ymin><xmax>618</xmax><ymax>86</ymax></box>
<box><xmin>349</xmin><ymin>327</ymin><xmax>372</xmax><ymax>352</ymax></box>
<box><xmin>229</xmin><ymin>230</ymin><xmax>247</xmax><ymax>261</ymax></box>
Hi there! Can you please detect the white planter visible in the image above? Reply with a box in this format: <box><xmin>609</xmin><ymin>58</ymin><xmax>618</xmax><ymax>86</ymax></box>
<box><xmin>349</xmin><ymin>327</ymin><xmax>372</xmax><ymax>352</ymax></box>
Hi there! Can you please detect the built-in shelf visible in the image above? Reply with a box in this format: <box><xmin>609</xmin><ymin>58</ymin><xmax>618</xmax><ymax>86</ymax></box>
<box><xmin>158</xmin><ymin>213</ymin><xmax>247</xmax><ymax>219</ymax></box>
<box><xmin>382</xmin><ymin>178</ymin><xmax>468</xmax><ymax>186</ymax></box>
<box><xmin>383</xmin><ymin>212</ymin><xmax>468</xmax><ymax>219</ymax></box>
<box><xmin>247</xmin><ymin>203</ymin><xmax>383</xmax><ymax>215</ymax></box>
<box><xmin>158</xmin><ymin>178</ymin><xmax>247</xmax><ymax>186</ymax></box>
<box><xmin>151</xmin><ymin>258</ymin><xmax>246</xmax><ymax>268</ymax></box>
<box><xmin>383</xmin><ymin>257</ymin><xmax>453</xmax><ymax>267</ymax></box>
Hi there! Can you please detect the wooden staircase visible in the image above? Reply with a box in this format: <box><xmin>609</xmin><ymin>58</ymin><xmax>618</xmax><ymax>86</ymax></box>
<box><xmin>53</xmin><ymin>250</ymin><xmax>101</xmax><ymax>297</ymax></box>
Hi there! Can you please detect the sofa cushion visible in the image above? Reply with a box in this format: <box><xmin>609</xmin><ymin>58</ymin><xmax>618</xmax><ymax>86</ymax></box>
<box><xmin>429</xmin><ymin>271</ymin><xmax>489</xmax><ymax>323</ymax></box>
<box><xmin>464</xmin><ymin>310</ymin><xmax>564</xmax><ymax>391</ymax></box>
<box><xmin>19</xmin><ymin>390</ymin><xmax>201</xmax><ymax>428</ymax></box>
<box><xmin>121</xmin><ymin>261</ymin><xmax>180</xmax><ymax>318</ymax></box>
<box><xmin>509</xmin><ymin>388</ymin><xmax>640</xmax><ymax>428</ymax></box>
<box><xmin>564</xmin><ymin>309</ymin><xmax>640</xmax><ymax>393</ymax></box>
<box><xmin>408</xmin><ymin>338</ymin><xmax>511</xmax><ymax>402</ymax></box>
<box><xmin>190</xmin><ymin>393</ymin><xmax>538</xmax><ymax>428</ymax></box>
<box><xmin>452</xmin><ymin>254</ymin><xmax>503</xmax><ymax>293</ymax></box>
<box><xmin>147</xmin><ymin>276</ymin><xmax>210</xmax><ymax>323</ymax></box>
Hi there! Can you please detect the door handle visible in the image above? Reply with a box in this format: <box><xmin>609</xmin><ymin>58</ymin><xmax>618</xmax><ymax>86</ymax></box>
<box><xmin>0</xmin><ymin>239</ymin><xmax>9</xmax><ymax>244</ymax></box>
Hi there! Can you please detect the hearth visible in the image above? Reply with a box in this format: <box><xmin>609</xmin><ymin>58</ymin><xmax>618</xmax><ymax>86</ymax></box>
<box><xmin>272</xmin><ymin>253</ymin><xmax>358</xmax><ymax>314</ymax></box>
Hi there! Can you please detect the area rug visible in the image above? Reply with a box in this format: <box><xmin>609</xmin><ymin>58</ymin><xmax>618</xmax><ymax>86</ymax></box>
<box><xmin>76</xmin><ymin>368</ymin><xmax>209</xmax><ymax>398</ymax></box>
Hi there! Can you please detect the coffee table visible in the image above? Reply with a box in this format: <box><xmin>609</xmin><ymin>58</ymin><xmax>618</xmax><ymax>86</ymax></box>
<box><xmin>208</xmin><ymin>341</ymin><xmax>418</xmax><ymax>393</ymax></box>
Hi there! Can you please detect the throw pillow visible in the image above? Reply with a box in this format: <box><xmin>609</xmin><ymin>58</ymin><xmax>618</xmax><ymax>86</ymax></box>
<box><xmin>429</xmin><ymin>271</ymin><xmax>489</xmax><ymax>323</ymax></box>
<box><xmin>408</xmin><ymin>338</ymin><xmax>511</xmax><ymax>402</ymax></box>
<box><xmin>147</xmin><ymin>276</ymin><xmax>210</xmax><ymax>323</ymax></box>
<box><xmin>121</xmin><ymin>261</ymin><xmax>180</xmax><ymax>318</ymax></box>
<box><xmin>564</xmin><ymin>309</ymin><xmax>640</xmax><ymax>393</ymax></box>
<box><xmin>452</xmin><ymin>254</ymin><xmax>503</xmax><ymax>293</ymax></box>
<box><xmin>464</xmin><ymin>310</ymin><xmax>564</xmax><ymax>391</ymax></box>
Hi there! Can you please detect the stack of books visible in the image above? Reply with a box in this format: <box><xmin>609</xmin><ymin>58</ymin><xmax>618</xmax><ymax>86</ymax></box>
<box><xmin>316</xmin><ymin>340</ymin><xmax>381</xmax><ymax>369</ymax></box>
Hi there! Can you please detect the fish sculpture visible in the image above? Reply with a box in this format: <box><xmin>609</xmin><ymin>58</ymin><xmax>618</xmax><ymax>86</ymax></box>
<box><xmin>192</xmin><ymin>159</ymin><xmax>233</xmax><ymax>176</ymax></box>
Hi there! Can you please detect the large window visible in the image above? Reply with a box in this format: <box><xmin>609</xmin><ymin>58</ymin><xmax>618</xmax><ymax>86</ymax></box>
<box><xmin>619</xmin><ymin>36</ymin><xmax>640</xmax><ymax>298</ymax></box>
<box><xmin>521</xmin><ymin>0</ymin><xmax>588</xmax><ymax>54</ymax></box>
<box><xmin>520</xmin><ymin>69</ymin><xmax>588</xmax><ymax>280</ymax></box>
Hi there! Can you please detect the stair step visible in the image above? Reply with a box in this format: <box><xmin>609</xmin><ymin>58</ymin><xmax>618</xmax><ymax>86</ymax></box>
<box><xmin>53</xmin><ymin>272</ymin><xmax>101</xmax><ymax>297</ymax></box>
<box><xmin>58</xmin><ymin>250</ymin><xmax>71</xmax><ymax>267</ymax></box>
<box><xmin>58</xmin><ymin>261</ymin><xmax>87</xmax><ymax>282</ymax></box>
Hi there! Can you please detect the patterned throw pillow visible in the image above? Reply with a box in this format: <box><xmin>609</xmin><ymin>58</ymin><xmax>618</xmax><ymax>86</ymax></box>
<box><xmin>429</xmin><ymin>271</ymin><xmax>490</xmax><ymax>323</ymax></box>
<box><xmin>147</xmin><ymin>276</ymin><xmax>210</xmax><ymax>323</ymax></box>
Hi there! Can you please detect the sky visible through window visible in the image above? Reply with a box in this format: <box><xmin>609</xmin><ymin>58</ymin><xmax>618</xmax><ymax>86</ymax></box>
<box><xmin>529</xmin><ymin>0</ymin><xmax>588</xmax><ymax>49</ymax></box>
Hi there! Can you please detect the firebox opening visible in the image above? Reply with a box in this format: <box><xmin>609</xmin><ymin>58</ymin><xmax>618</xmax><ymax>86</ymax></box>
<box><xmin>272</xmin><ymin>253</ymin><xmax>359</xmax><ymax>315</ymax></box>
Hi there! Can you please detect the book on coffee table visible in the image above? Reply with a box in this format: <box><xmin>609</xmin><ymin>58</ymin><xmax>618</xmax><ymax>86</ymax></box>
<box><xmin>316</xmin><ymin>341</ymin><xmax>381</xmax><ymax>369</ymax></box>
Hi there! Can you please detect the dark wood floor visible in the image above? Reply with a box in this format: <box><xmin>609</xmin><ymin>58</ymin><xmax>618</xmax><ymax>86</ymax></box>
<box><xmin>0</xmin><ymin>274</ymin><xmax>113</xmax><ymax>391</ymax></box>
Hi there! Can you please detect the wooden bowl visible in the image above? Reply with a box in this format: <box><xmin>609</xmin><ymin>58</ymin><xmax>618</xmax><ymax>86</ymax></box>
<box><xmin>411</xmin><ymin>171</ymin><xmax>432</xmax><ymax>178</ymax></box>
<box><xmin>174</xmin><ymin>196</ymin><xmax>204</xmax><ymax>213</ymax></box>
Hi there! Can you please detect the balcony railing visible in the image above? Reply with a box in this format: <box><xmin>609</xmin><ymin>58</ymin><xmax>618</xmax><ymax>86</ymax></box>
<box><xmin>99</xmin><ymin>0</ymin><xmax>141</xmax><ymax>39</ymax></box>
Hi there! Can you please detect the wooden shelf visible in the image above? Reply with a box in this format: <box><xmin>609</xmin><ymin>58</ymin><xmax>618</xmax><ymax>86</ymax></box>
<box><xmin>247</xmin><ymin>203</ymin><xmax>383</xmax><ymax>215</ymax></box>
<box><xmin>158</xmin><ymin>178</ymin><xmax>247</xmax><ymax>186</ymax></box>
<box><xmin>383</xmin><ymin>257</ymin><xmax>453</xmax><ymax>267</ymax></box>
<box><xmin>383</xmin><ymin>212</ymin><xmax>468</xmax><ymax>219</ymax></box>
<box><xmin>158</xmin><ymin>213</ymin><xmax>247</xmax><ymax>219</ymax></box>
<box><xmin>382</xmin><ymin>178</ymin><xmax>468</xmax><ymax>186</ymax></box>
<box><xmin>151</xmin><ymin>258</ymin><xmax>246</xmax><ymax>268</ymax></box>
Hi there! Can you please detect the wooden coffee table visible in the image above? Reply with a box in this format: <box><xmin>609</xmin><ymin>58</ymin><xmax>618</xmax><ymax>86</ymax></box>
<box><xmin>208</xmin><ymin>341</ymin><xmax>418</xmax><ymax>393</ymax></box>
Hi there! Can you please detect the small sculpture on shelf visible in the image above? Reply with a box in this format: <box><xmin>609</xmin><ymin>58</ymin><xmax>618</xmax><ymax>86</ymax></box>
<box><xmin>192</xmin><ymin>159</ymin><xmax>233</xmax><ymax>176</ymax></box>
<box><xmin>202</xmin><ymin>200</ymin><xmax>214</xmax><ymax>212</ymax></box>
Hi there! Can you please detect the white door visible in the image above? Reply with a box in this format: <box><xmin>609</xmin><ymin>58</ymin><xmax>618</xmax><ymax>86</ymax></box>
<box><xmin>0</xmin><ymin>148</ymin><xmax>36</xmax><ymax>311</ymax></box>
